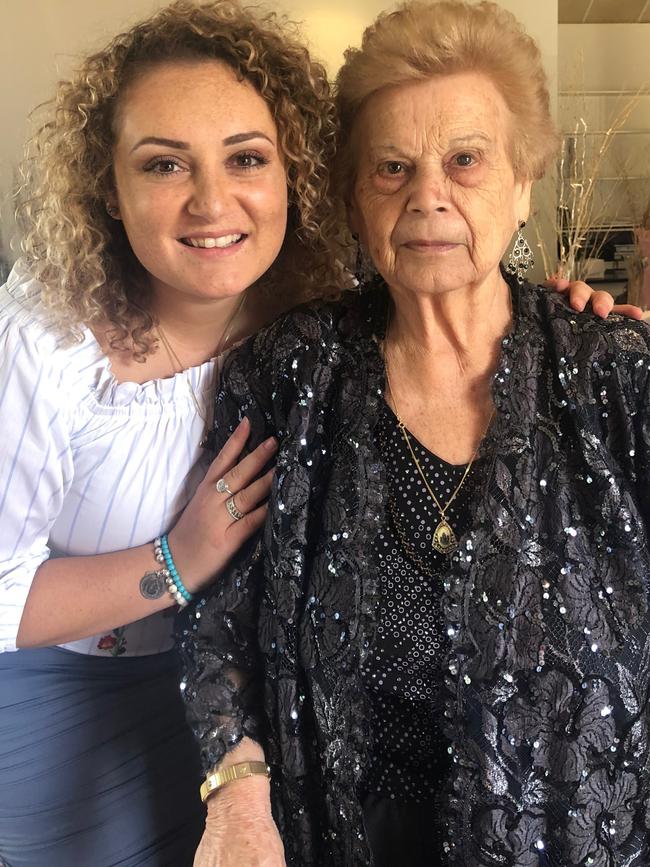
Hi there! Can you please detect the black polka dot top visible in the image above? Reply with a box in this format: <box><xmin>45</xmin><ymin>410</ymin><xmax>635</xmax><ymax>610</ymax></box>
<box><xmin>361</xmin><ymin>402</ymin><xmax>484</xmax><ymax>802</ymax></box>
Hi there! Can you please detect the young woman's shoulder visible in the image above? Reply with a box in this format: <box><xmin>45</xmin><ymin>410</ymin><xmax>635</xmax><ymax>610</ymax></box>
<box><xmin>0</xmin><ymin>263</ymin><xmax>107</xmax><ymax>397</ymax></box>
<box><xmin>0</xmin><ymin>264</ymin><xmax>67</xmax><ymax>370</ymax></box>
<box><xmin>1</xmin><ymin>263</ymin><xmax>57</xmax><ymax>341</ymax></box>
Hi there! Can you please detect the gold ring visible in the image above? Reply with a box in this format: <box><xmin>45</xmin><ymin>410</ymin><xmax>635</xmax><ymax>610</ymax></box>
<box><xmin>225</xmin><ymin>496</ymin><xmax>245</xmax><ymax>522</ymax></box>
<box><xmin>215</xmin><ymin>477</ymin><xmax>234</xmax><ymax>495</ymax></box>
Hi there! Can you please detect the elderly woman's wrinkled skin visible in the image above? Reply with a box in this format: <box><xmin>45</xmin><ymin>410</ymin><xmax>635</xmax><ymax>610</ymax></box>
<box><xmin>350</xmin><ymin>72</ymin><xmax>531</xmax><ymax>302</ymax></box>
<box><xmin>350</xmin><ymin>71</ymin><xmax>536</xmax><ymax>465</ymax></box>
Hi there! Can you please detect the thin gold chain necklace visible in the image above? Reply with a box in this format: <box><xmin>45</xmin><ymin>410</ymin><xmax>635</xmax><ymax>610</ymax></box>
<box><xmin>383</xmin><ymin>344</ymin><xmax>493</xmax><ymax>556</ymax></box>
<box><xmin>157</xmin><ymin>294</ymin><xmax>246</xmax><ymax>445</ymax></box>
<box><xmin>377</xmin><ymin>419</ymin><xmax>442</xmax><ymax>577</ymax></box>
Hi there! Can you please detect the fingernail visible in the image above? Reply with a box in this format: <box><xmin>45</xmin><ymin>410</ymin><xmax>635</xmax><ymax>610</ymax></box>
<box><xmin>263</xmin><ymin>436</ymin><xmax>278</xmax><ymax>450</ymax></box>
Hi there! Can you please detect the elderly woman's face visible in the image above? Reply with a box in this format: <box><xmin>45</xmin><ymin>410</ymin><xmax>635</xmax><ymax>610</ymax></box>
<box><xmin>349</xmin><ymin>72</ymin><xmax>532</xmax><ymax>297</ymax></box>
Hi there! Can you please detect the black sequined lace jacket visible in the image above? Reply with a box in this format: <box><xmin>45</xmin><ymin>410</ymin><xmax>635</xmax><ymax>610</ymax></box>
<box><xmin>178</xmin><ymin>276</ymin><xmax>650</xmax><ymax>867</ymax></box>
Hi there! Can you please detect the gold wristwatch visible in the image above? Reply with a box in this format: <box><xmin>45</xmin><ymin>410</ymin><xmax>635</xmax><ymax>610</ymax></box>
<box><xmin>200</xmin><ymin>760</ymin><xmax>271</xmax><ymax>803</ymax></box>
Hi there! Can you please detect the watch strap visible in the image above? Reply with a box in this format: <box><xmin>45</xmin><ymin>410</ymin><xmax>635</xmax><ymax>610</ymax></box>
<box><xmin>200</xmin><ymin>760</ymin><xmax>270</xmax><ymax>803</ymax></box>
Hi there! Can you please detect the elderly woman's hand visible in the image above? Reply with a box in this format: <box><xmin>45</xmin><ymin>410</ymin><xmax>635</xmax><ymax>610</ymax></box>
<box><xmin>194</xmin><ymin>777</ymin><xmax>286</xmax><ymax>867</ymax></box>
<box><xmin>545</xmin><ymin>276</ymin><xmax>643</xmax><ymax>320</ymax></box>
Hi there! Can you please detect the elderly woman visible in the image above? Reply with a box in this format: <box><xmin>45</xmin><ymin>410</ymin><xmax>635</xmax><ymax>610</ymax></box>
<box><xmin>180</xmin><ymin>2</ymin><xmax>650</xmax><ymax>865</ymax></box>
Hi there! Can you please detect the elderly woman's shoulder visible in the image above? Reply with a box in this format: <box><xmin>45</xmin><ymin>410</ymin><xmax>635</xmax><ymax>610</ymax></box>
<box><xmin>530</xmin><ymin>282</ymin><xmax>650</xmax><ymax>361</ymax></box>
<box><xmin>245</xmin><ymin>287</ymin><xmax>379</xmax><ymax>364</ymax></box>
<box><xmin>281</xmin><ymin>287</ymin><xmax>375</xmax><ymax>335</ymax></box>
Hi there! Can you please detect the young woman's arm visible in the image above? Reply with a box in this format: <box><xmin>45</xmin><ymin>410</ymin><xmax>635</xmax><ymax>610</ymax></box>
<box><xmin>0</xmin><ymin>313</ymin><xmax>274</xmax><ymax>650</ymax></box>
<box><xmin>16</xmin><ymin>420</ymin><xmax>275</xmax><ymax>648</ymax></box>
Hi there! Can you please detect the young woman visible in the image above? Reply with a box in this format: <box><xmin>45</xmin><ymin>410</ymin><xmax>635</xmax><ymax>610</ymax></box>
<box><xmin>0</xmin><ymin>3</ymin><xmax>337</xmax><ymax>865</ymax></box>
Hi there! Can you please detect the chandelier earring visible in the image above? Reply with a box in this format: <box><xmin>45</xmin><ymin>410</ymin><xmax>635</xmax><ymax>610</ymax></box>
<box><xmin>352</xmin><ymin>233</ymin><xmax>376</xmax><ymax>287</ymax></box>
<box><xmin>506</xmin><ymin>221</ymin><xmax>534</xmax><ymax>284</ymax></box>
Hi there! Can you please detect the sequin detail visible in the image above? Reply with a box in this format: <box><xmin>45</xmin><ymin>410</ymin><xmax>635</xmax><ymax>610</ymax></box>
<box><xmin>179</xmin><ymin>275</ymin><xmax>650</xmax><ymax>867</ymax></box>
<box><xmin>362</xmin><ymin>405</ymin><xmax>481</xmax><ymax>802</ymax></box>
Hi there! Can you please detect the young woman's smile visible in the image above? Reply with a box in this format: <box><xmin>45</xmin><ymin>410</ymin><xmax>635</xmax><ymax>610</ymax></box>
<box><xmin>111</xmin><ymin>60</ymin><xmax>289</xmax><ymax>304</ymax></box>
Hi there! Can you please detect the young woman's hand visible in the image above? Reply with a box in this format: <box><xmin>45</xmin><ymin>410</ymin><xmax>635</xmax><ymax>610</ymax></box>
<box><xmin>544</xmin><ymin>276</ymin><xmax>643</xmax><ymax>320</ymax></box>
<box><xmin>168</xmin><ymin>417</ymin><xmax>277</xmax><ymax>592</ymax></box>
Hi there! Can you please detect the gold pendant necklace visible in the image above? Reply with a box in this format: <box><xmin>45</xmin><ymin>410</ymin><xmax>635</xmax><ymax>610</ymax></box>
<box><xmin>383</xmin><ymin>340</ymin><xmax>492</xmax><ymax>556</ymax></box>
<box><xmin>156</xmin><ymin>294</ymin><xmax>246</xmax><ymax>447</ymax></box>
<box><xmin>397</xmin><ymin>418</ymin><xmax>474</xmax><ymax>554</ymax></box>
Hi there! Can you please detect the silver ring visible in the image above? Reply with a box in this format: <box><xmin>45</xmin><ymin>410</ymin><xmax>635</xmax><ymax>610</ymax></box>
<box><xmin>215</xmin><ymin>477</ymin><xmax>234</xmax><ymax>495</ymax></box>
<box><xmin>225</xmin><ymin>496</ymin><xmax>245</xmax><ymax>522</ymax></box>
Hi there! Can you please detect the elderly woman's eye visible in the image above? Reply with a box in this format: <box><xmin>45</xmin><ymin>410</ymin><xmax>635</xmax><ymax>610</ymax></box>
<box><xmin>380</xmin><ymin>161</ymin><xmax>406</xmax><ymax>176</ymax></box>
<box><xmin>454</xmin><ymin>153</ymin><xmax>475</xmax><ymax>167</ymax></box>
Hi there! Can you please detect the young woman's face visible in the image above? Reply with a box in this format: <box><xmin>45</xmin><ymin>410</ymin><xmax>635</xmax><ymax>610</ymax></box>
<box><xmin>111</xmin><ymin>60</ymin><xmax>288</xmax><ymax>303</ymax></box>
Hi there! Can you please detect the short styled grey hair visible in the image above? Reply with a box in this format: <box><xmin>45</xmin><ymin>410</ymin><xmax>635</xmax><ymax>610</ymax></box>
<box><xmin>334</xmin><ymin>0</ymin><xmax>559</xmax><ymax>200</ymax></box>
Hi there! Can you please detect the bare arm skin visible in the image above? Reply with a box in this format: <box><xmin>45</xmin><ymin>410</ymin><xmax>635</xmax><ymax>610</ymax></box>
<box><xmin>193</xmin><ymin>737</ymin><xmax>286</xmax><ymax>867</ymax></box>
<box><xmin>16</xmin><ymin>418</ymin><xmax>276</xmax><ymax>648</ymax></box>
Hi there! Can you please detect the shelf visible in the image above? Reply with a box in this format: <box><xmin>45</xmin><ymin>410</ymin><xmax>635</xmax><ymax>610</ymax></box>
<box><xmin>561</xmin><ymin>129</ymin><xmax>650</xmax><ymax>135</ymax></box>
<box><xmin>559</xmin><ymin>90</ymin><xmax>650</xmax><ymax>96</ymax></box>
<box><xmin>582</xmin><ymin>176</ymin><xmax>650</xmax><ymax>181</ymax></box>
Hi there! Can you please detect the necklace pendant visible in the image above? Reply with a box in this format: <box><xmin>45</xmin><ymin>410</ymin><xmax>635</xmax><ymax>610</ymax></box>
<box><xmin>432</xmin><ymin>519</ymin><xmax>458</xmax><ymax>554</ymax></box>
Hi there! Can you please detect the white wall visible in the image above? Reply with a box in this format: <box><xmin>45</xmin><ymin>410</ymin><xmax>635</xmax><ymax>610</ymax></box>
<box><xmin>0</xmin><ymin>0</ymin><xmax>558</xmax><ymax>275</ymax></box>
<box><xmin>559</xmin><ymin>24</ymin><xmax>650</xmax><ymax>92</ymax></box>
<box><xmin>0</xmin><ymin>0</ymin><xmax>163</xmax><ymax>262</ymax></box>
<box><xmin>557</xmin><ymin>24</ymin><xmax>650</xmax><ymax>229</ymax></box>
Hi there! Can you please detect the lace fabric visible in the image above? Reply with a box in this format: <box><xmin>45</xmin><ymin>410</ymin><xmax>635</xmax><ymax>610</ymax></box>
<box><xmin>178</xmin><ymin>275</ymin><xmax>650</xmax><ymax>866</ymax></box>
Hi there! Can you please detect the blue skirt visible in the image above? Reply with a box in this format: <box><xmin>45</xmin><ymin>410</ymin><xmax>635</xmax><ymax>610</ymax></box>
<box><xmin>0</xmin><ymin>646</ymin><xmax>205</xmax><ymax>867</ymax></box>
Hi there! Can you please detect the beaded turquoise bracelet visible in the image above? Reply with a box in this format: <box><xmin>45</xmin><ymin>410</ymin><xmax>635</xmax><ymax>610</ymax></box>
<box><xmin>153</xmin><ymin>535</ymin><xmax>194</xmax><ymax>607</ymax></box>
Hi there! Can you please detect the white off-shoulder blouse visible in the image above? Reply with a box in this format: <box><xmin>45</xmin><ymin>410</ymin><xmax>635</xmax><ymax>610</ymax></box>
<box><xmin>0</xmin><ymin>264</ymin><xmax>217</xmax><ymax>656</ymax></box>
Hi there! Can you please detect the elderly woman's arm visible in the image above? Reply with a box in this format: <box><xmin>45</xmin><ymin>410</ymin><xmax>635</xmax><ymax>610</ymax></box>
<box><xmin>193</xmin><ymin>737</ymin><xmax>284</xmax><ymax>867</ymax></box>
<box><xmin>180</xmin><ymin>514</ymin><xmax>285</xmax><ymax>867</ymax></box>
<box><xmin>178</xmin><ymin>330</ymin><xmax>286</xmax><ymax>866</ymax></box>
<box><xmin>180</xmin><ymin>553</ymin><xmax>284</xmax><ymax>865</ymax></box>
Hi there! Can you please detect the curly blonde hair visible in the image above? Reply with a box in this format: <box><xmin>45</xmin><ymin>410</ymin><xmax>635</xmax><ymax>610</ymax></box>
<box><xmin>335</xmin><ymin>0</ymin><xmax>559</xmax><ymax>205</ymax></box>
<box><xmin>17</xmin><ymin>0</ymin><xmax>341</xmax><ymax>358</ymax></box>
